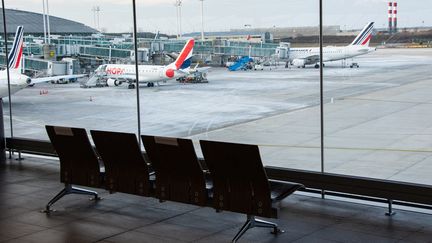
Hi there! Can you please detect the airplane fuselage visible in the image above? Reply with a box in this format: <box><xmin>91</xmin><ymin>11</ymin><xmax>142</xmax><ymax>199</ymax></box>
<box><xmin>99</xmin><ymin>64</ymin><xmax>185</xmax><ymax>83</ymax></box>
<box><xmin>0</xmin><ymin>70</ymin><xmax>30</xmax><ymax>98</ymax></box>
<box><xmin>92</xmin><ymin>39</ymin><xmax>194</xmax><ymax>88</ymax></box>
<box><xmin>289</xmin><ymin>45</ymin><xmax>376</xmax><ymax>65</ymax></box>
<box><xmin>0</xmin><ymin>25</ymin><xmax>86</xmax><ymax>98</ymax></box>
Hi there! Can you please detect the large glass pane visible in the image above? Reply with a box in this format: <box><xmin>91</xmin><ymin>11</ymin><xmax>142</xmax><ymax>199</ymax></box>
<box><xmin>1</xmin><ymin>6</ymin><xmax>12</xmax><ymax>139</ymax></box>
<box><xmin>324</xmin><ymin>1</ymin><xmax>432</xmax><ymax>184</ymax></box>
<box><xmin>138</xmin><ymin>0</ymin><xmax>321</xmax><ymax>170</ymax></box>
<box><xmin>2</xmin><ymin>1</ymin><xmax>137</xmax><ymax>139</ymax></box>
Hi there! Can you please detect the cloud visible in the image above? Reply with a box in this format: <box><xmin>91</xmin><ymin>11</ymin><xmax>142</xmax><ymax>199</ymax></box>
<box><xmin>4</xmin><ymin>0</ymin><xmax>432</xmax><ymax>33</ymax></box>
<box><xmin>8</xmin><ymin>0</ymin><xmax>192</xmax><ymax>8</ymax></box>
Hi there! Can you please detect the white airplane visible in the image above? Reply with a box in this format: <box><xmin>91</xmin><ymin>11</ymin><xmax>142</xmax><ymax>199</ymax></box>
<box><xmin>0</xmin><ymin>26</ymin><xmax>87</xmax><ymax>98</ymax></box>
<box><xmin>92</xmin><ymin>39</ymin><xmax>195</xmax><ymax>89</ymax></box>
<box><xmin>289</xmin><ymin>22</ymin><xmax>376</xmax><ymax>68</ymax></box>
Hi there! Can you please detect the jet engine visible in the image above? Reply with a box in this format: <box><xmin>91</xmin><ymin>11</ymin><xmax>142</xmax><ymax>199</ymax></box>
<box><xmin>292</xmin><ymin>59</ymin><xmax>306</xmax><ymax>68</ymax></box>
<box><xmin>106</xmin><ymin>78</ymin><xmax>122</xmax><ymax>87</ymax></box>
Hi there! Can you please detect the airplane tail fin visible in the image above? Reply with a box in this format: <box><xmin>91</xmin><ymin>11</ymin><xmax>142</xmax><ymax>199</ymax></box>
<box><xmin>350</xmin><ymin>22</ymin><xmax>374</xmax><ymax>47</ymax></box>
<box><xmin>168</xmin><ymin>39</ymin><xmax>194</xmax><ymax>70</ymax></box>
<box><xmin>8</xmin><ymin>26</ymin><xmax>24</xmax><ymax>74</ymax></box>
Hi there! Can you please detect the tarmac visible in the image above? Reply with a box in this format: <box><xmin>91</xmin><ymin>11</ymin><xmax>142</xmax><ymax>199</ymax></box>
<box><xmin>4</xmin><ymin>48</ymin><xmax>432</xmax><ymax>184</ymax></box>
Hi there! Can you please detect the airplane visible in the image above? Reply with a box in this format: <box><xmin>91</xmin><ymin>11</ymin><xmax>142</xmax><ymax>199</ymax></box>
<box><xmin>289</xmin><ymin>22</ymin><xmax>376</xmax><ymax>68</ymax></box>
<box><xmin>0</xmin><ymin>26</ymin><xmax>87</xmax><ymax>98</ymax></box>
<box><xmin>91</xmin><ymin>39</ymin><xmax>196</xmax><ymax>89</ymax></box>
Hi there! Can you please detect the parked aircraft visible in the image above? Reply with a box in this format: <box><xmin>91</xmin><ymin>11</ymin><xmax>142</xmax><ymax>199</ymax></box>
<box><xmin>0</xmin><ymin>26</ymin><xmax>86</xmax><ymax>98</ymax></box>
<box><xmin>289</xmin><ymin>22</ymin><xmax>376</xmax><ymax>68</ymax></box>
<box><xmin>93</xmin><ymin>39</ymin><xmax>195</xmax><ymax>89</ymax></box>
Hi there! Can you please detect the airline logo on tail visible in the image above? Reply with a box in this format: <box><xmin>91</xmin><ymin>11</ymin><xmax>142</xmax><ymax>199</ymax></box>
<box><xmin>8</xmin><ymin>26</ymin><xmax>24</xmax><ymax>72</ymax></box>
<box><xmin>350</xmin><ymin>22</ymin><xmax>374</xmax><ymax>46</ymax></box>
<box><xmin>170</xmin><ymin>39</ymin><xmax>194</xmax><ymax>70</ymax></box>
<box><xmin>164</xmin><ymin>39</ymin><xmax>194</xmax><ymax>78</ymax></box>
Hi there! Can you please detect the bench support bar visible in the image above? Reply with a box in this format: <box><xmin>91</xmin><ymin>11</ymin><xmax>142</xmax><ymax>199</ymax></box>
<box><xmin>385</xmin><ymin>199</ymin><xmax>396</xmax><ymax>216</ymax></box>
<box><xmin>232</xmin><ymin>215</ymin><xmax>283</xmax><ymax>243</ymax></box>
<box><xmin>43</xmin><ymin>184</ymin><xmax>100</xmax><ymax>213</ymax></box>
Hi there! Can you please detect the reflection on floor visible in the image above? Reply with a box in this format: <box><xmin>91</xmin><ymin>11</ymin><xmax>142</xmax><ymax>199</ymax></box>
<box><xmin>0</xmin><ymin>155</ymin><xmax>431</xmax><ymax>242</ymax></box>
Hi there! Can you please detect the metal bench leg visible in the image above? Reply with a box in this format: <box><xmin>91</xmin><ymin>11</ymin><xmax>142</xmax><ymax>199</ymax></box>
<box><xmin>254</xmin><ymin>218</ymin><xmax>283</xmax><ymax>234</ymax></box>
<box><xmin>70</xmin><ymin>186</ymin><xmax>100</xmax><ymax>201</ymax></box>
<box><xmin>232</xmin><ymin>216</ymin><xmax>253</xmax><ymax>243</ymax></box>
<box><xmin>42</xmin><ymin>184</ymin><xmax>100</xmax><ymax>213</ymax></box>
<box><xmin>385</xmin><ymin>199</ymin><xmax>396</xmax><ymax>216</ymax></box>
<box><xmin>8</xmin><ymin>149</ymin><xmax>13</xmax><ymax>159</ymax></box>
<box><xmin>16</xmin><ymin>151</ymin><xmax>24</xmax><ymax>161</ymax></box>
<box><xmin>43</xmin><ymin>185</ymin><xmax>71</xmax><ymax>213</ymax></box>
<box><xmin>232</xmin><ymin>215</ymin><xmax>283</xmax><ymax>243</ymax></box>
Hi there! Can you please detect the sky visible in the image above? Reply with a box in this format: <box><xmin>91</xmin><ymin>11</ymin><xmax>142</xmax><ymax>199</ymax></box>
<box><xmin>4</xmin><ymin>0</ymin><xmax>432</xmax><ymax>34</ymax></box>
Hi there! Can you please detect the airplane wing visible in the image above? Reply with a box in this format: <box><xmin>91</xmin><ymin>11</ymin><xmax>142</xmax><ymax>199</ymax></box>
<box><xmin>194</xmin><ymin>67</ymin><xmax>211</xmax><ymax>73</ymax></box>
<box><xmin>31</xmin><ymin>74</ymin><xmax>88</xmax><ymax>84</ymax></box>
<box><xmin>166</xmin><ymin>52</ymin><xmax>179</xmax><ymax>60</ymax></box>
<box><xmin>106</xmin><ymin>74</ymin><xmax>167</xmax><ymax>84</ymax></box>
<box><xmin>186</xmin><ymin>63</ymin><xmax>211</xmax><ymax>74</ymax></box>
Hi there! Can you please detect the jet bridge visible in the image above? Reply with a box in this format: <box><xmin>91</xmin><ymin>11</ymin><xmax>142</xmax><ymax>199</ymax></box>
<box><xmin>275</xmin><ymin>42</ymin><xmax>290</xmax><ymax>60</ymax></box>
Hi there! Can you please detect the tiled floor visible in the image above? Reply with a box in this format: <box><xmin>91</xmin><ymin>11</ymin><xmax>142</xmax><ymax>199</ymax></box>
<box><xmin>1</xmin><ymin>155</ymin><xmax>432</xmax><ymax>243</ymax></box>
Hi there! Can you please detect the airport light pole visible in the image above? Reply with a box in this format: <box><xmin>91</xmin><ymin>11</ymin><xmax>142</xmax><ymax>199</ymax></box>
<box><xmin>179</xmin><ymin>1</ymin><xmax>182</xmax><ymax>38</ymax></box>
<box><xmin>45</xmin><ymin>0</ymin><xmax>51</xmax><ymax>44</ymax></box>
<box><xmin>199</xmin><ymin>0</ymin><xmax>205</xmax><ymax>41</ymax></box>
<box><xmin>175</xmin><ymin>1</ymin><xmax>179</xmax><ymax>38</ymax></box>
<box><xmin>42</xmin><ymin>0</ymin><xmax>47</xmax><ymax>43</ymax></box>
<box><xmin>92</xmin><ymin>6</ymin><xmax>101</xmax><ymax>32</ymax></box>
<box><xmin>97</xmin><ymin>7</ymin><xmax>100</xmax><ymax>31</ymax></box>
<box><xmin>92</xmin><ymin>6</ymin><xmax>96</xmax><ymax>30</ymax></box>
<box><xmin>175</xmin><ymin>0</ymin><xmax>183</xmax><ymax>38</ymax></box>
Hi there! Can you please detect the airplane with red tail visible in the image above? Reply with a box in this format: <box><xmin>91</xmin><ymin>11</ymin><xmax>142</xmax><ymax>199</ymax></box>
<box><xmin>94</xmin><ymin>39</ymin><xmax>195</xmax><ymax>88</ymax></box>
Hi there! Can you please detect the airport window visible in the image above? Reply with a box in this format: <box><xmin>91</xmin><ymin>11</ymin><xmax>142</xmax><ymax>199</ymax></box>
<box><xmin>2</xmin><ymin>0</ymin><xmax>138</xmax><ymax>139</ymax></box>
<box><xmin>323</xmin><ymin>1</ymin><xmax>432</xmax><ymax>185</ymax></box>
<box><xmin>1</xmin><ymin>0</ymin><xmax>431</xmax><ymax>186</ymax></box>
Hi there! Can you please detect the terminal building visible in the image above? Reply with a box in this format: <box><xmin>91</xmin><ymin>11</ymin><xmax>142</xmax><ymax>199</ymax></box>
<box><xmin>0</xmin><ymin>8</ymin><xmax>97</xmax><ymax>35</ymax></box>
<box><xmin>230</xmin><ymin>25</ymin><xmax>341</xmax><ymax>38</ymax></box>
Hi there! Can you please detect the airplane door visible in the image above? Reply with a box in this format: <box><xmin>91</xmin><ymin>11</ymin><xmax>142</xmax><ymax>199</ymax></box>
<box><xmin>159</xmin><ymin>68</ymin><xmax>165</xmax><ymax>79</ymax></box>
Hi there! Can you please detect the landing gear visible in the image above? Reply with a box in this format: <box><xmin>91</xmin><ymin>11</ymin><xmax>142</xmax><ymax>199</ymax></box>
<box><xmin>128</xmin><ymin>84</ymin><xmax>135</xmax><ymax>89</ymax></box>
<box><xmin>350</xmin><ymin>63</ymin><xmax>359</xmax><ymax>68</ymax></box>
<box><xmin>147</xmin><ymin>82</ymin><xmax>155</xmax><ymax>87</ymax></box>
<box><xmin>315</xmin><ymin>63</ymin><xmax>325</xmax><ymax>68</ymax></box>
